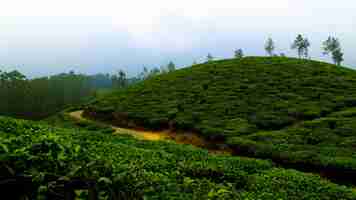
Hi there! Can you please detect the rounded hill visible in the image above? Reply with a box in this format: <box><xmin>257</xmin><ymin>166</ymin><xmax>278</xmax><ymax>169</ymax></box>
<box><xmin>86</xmin><ymin>56</ymin><xmax>356</xmax><ymax>139</ymax></box>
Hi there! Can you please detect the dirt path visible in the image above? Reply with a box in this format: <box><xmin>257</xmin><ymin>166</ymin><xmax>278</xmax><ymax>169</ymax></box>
<box><xmin>69</xmin><ymin>111</ymin><xmax>169</xmax><ymax>141</ymax></box>
<box><xmin>68</xmin><ymin>110</ymin><xmax>231</xmax><ymax>155</ymax></box>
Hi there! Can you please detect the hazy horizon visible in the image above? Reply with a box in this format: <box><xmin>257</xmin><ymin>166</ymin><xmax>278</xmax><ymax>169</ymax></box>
<box><xmin>0</xmin><ymin>0</ymin><xmax>355</xmax><ymax>78</ymax></box>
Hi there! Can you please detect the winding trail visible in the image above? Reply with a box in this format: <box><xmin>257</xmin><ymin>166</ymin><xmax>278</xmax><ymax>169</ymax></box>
<box><xmin>68</xmin><ymin>110</ymin><xmax>231</xmax><ymax>155</ymax></box>
<box><xmin>69</xmin><ymin>111</ymin><xmax>168</xmax><ymax>141</ymax></box>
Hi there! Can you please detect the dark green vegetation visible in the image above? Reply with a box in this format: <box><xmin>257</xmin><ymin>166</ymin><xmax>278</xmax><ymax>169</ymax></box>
<box><xmin>1</xmin><ymin>116</ymin><xmax>356</xmax><ymax>199</ymax></box>
<box><xmin>86</xmin><ymin>57</ymin><xmax>356</xmax><ymax>181</ymax></box>
<box><xmin>0</xmin><ymin>69</ymin><xmax>143</xmax><ymax>119</ymax></box>
<box><xmin>0</xmin><ymin>71</ymin><xmax>94</xmax><ymax>119</ymax></box>
<box><xmin>229</xmin><ymin>107</ymin><xmax>356</xmax><ymax>182</ymax></box>
<box><xmin>0</xmin><ymin>64</ymin><xmax>175</xmax><ymax>120</ymax></box>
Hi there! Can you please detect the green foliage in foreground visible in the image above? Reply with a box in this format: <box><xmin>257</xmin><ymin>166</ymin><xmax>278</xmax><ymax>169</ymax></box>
<box><xmin>1</xmin><ymin>117</ymin><xmax>355</xmax><ymax>199</ymax></box>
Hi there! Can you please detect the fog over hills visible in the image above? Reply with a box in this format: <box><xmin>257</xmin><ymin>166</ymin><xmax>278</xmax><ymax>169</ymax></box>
<box><xmin>0</xmin><ymin>0</ymin><xmax>355</xmax><ymax>77</ymax></box>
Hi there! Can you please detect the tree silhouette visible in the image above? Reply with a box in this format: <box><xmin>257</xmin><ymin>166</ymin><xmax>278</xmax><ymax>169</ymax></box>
<box><xmin>207</xmin><ymin>53</ymin><xmax>214</xmax><ymax>62</ymax></box>
<box><xmin>291</xmin><ymin>34</ymin><xmax>310</xmax><ymax>59</ymax></box>
<box><xmin>234</xmin><ymin>49</ymin><xmax>244</xmax><ymax>59</ymax></box>
<box><xmin>322</xmin><ymin>36</ymin><xmax>344</xmax><ymax>65</ymax></box>
<box><xmin>265</xmin><ymin>37</ymin><xmax>275</xmax><ymax>56</ymax></box>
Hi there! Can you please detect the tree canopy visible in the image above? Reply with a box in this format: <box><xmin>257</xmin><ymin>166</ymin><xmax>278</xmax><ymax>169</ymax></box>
<box><xmin>234</xmin><ymin>49</ymin><xmax>244</xmax><ymax>59</ymax></box>
<box><xmin>322</xmin><ymin>36</ymin><xmax>344</xmax><ymax>65</ymax></box>
<box><xmin>291</xmin><ymin>34</ymin><xmax>310</xmax><ymax>58</ymax></box>
<box><xmin>264</xmin><ymin>37</ymin><xmax>275</xmax><ymax>56</ymax></box>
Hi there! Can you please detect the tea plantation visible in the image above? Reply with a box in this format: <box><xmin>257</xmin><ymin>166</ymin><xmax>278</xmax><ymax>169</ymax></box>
<box><xmin>86</xmin><ymin>57</ymin><xmax>356</xmax><ymax>176</ymax></box>
<box><xmin>1</xmin><ymin>116</ymin><xmax>356</xmax><ymax>199</ymax></box>
<box><xmin>229</xmin><ymin>107</ymin><xmax>356</xmax><ymax>180</ymax></box>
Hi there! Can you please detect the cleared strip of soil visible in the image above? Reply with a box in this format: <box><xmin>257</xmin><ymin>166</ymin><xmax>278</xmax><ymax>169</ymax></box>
<box><xmin>69</xmin><ymin>111</ymin><xmax>231</xmax><ymax>155</ymax></box>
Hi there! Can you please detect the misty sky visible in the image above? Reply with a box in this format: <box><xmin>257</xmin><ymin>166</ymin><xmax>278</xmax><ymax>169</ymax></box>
<box><xmin>0</xmin><ymin>0</ymin><xmax>355</xmax><ymax>78</ymax></box>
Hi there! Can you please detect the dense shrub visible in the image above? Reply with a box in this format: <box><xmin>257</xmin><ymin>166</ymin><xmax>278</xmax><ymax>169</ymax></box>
<box><xmin>1</xmin><ymin>116</ymin><xmax>355</xmax><ymax>199</ymax></box>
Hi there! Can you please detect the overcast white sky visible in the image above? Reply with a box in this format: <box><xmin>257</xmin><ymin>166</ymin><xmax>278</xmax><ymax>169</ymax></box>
<box><xmin>0</xmin><ymin>0</ymin><xmax>355</xmax><ymax>77</ymax></box>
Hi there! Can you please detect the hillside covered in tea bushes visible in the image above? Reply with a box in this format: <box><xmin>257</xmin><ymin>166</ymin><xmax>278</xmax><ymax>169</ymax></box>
<box><xmin>85</xmin><ymin>57</ymin><xmax>356</xmax><ymax>178</ymax></box>
<box><xmin>88</xmin><ymin>57</ymin><xmax>356</xmax><ymax>135</ymax></box>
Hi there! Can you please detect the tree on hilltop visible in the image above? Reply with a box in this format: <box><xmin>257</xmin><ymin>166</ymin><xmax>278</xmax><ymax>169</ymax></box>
<box><xmin>291</xmin><ymin>34</ymin><xmax>310</xmax><ymax>59</ymax></box>
<box><xmin>167</xmin><ymin>61</ymin><xmax>176</xmax><ymax>72</ymax></box>
<box><xmin>234</xmin><ymin>49</ymin><xmax>244</xmax><ymax>59</ymax></box>
<box><xmin>265</xmin><ymin>37</ymin><xmax>275</xmax><ymax>56</ymax></box>
<box><xmin>207</xmin><ymin>53</ymin><xmax>214</xmax><ymax>62</ymax></box>
<box><xmin>322</xmin><ymin>36</ymin><xmax>344</xmax><ymax>66</ymax></box>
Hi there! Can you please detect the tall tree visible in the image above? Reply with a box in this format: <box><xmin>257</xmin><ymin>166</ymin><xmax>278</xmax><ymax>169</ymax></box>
<box><xmin>332</xmin><ymin>49</ymin><xmax>344</xmax><ymax>66</ymax></box>
<box><xmin>139</xmin><ymin>66</ymin><xmax>149</xmax><ymax>80</ymax></box>
<box><xmin>322</xmin><ymin>36</ymin><xmax>344</xmax><ymax>65</ymax></box>
<box><xmin>118</xmin><ymin>70</ymin><xmax>127</xmax><ymax>87</ymax></box>
<box><xmin>149</xmin><ymin>67</ymin><xmax>161</xmax><ymax>77</ymax></box>
<box><xmin>234</xmin><ymin>49</ymin><xmax>244</xmax><ymax>59</ymax></box>
<box><xmin>112</xmin><ymin>70</ymin><xmax>127</xmax><ymax>88</ymax></box>
<box><xmin>264</xmin><ymin>37</ymin><xmax>275</xmax><ymax>56</ymax></box>
<box><xmin>291</xmin><ymin>34</ymin><xmax>310</xmax><ymax>59</ymax></box>
<box><xmin>143</xmin><ymin>66</ymin><xmax>148</xmax><ymax>76</ymax></box>
<box><xmin>207</xmin><ymin>53</ymin><xmax>214</xmax><ymax>62</ymax></box>
<box><xmin>0</xmin><ymin>70</ymin><xmax>94</xmax><ymax>119</ymax></box>
<box><xmin>303</xmin><ymin>38</ymin><xmax>311</xmax><ymax>58</ymax></box>
<box><xmin>167</xmin><ymin>61</ymin><xmax>176</xmax><ymax>72</ymax></box>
